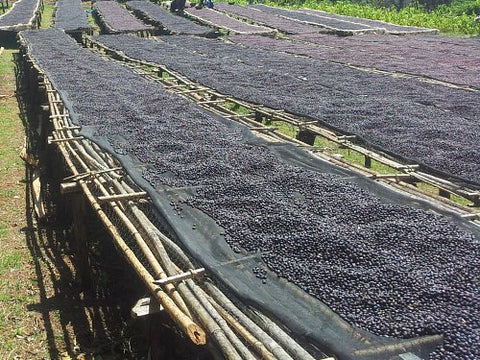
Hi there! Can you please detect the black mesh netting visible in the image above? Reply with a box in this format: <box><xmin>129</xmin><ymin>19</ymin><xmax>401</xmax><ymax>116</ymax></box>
<box><xmin>21</xmin><ymin>29</ymin><xmax>480</xmax><ymax>360</ymax></box>
<box><xmin>93</xmin><ymin>34</ymin><xmax>480</xmax><ymax>187</ymax></box>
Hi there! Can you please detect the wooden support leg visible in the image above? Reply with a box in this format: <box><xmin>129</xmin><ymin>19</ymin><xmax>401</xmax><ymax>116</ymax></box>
<box><xmin>254</xmin><ymin>111</ymin><xmax>263</xmax><ymax>123</ymax></box>
<box><xmin>296</xmin><ymin>129</ymin><xmax>316</xmax><ymax>146</ymax></box>
<box><xmin>149</xmin><ymin>313</ymin><xmax>177</xmax><ymax>360</ymax></box>
<box><xmin>439</xmin><ymin>189</ymin><xmax>450</xmax><ymax>199</ymax></box>
<box><xmin>474</xmin><ymin>197</ymin><xmax>480</xmax><ymax>208</ymax></box>
<box><xmin>71</xmin><ymin>194</ymin><xmax>92</xmax><ymax>289</ymax></box>
<box><xmin>365</xmin><ymin>155</ymin><xmax>372</xmax><ymax>169</ymax></box>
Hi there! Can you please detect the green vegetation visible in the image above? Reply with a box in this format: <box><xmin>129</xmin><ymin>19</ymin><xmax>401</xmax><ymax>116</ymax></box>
<box><xmin>0</xmin><ymin>48</ymin><xmax>41</xmax><ymax>359</ymax></box>
<box><xmin>40</xmin><ymin>3</ymin><xmax>55</xmax><ymax>28</ymax></box>
<box><xmin>0</xmin><ymin>253</ymin><xmax>23</xmax><ymax>276</ymax></box>
<box><xmin>83</xmin><ymin>2</ymin><xmax>102</xmax><ymax>34</ymax></box>
<box><xmin>234</xmin><ymin>0</ymin><xmax>480</xmax><ymax>35</ymax></box>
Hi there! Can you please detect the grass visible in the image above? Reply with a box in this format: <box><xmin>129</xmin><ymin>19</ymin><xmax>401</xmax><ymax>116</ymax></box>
<box><xmin>0</xmin><ymin>8</ymin><xmax>148</xmax><ymax>359</ymax></box>
<box><xmin>260</xmin><ymin>117</ymin><xmax>395</xmax><ymax>174</ymax></box>
<box><xmin>83</xmin><ymin>2</ymin><xmax>102</xmax><ymax>34</ymax></box>
<box><xmin>0</xmin><ymin>47</ymin><xmax>46</xmax><ymax>359</ymax></box>
<box><xmin>0</xmin><ymin>22</ymin><xmax>74</xmax><ymax>357</ymax></box>
<box><xmin>40</xmin><ymin>3</ymin><xmax>55</xmax><ymax>28</ymax></box>
<box><xmin>0</xmin><ymin>253</ymin><xmax>23</xmax><ymax>276</ymax></box>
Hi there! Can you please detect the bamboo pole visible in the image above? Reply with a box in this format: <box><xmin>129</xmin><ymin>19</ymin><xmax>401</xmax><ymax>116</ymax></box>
<box><xmin>186</xmin><ymin>279</ymin><xmax>257</xmax><ymax>360</ymax></box>
<box><xmin>129</xmin><ymin>203</ymin><xmax>193</xmax><ymax>274</ymax></box>
<box><xmin>46</xmin><ymin>99</ymin><xmax>193</xmax><ymax>319</ymax></box>
<box><xmin>204</xmin><ymin>290</ymin><xmax>276</xmax><ymax>360</ymax></box>
<box><xmin>113</xmin><ymin>188</ymin><xmax>258</xmax><ymax>359</ymax></box>
<box><xmin>248</xmin><ymin>309</ymin><xmax>317</xmax><ymax>360</ymax></box>
<box><xmin>205</xmin><ymin>283</ymin><xmax>294</xmax><ymax>360</ymax></box>
<box><xmin>97</xmin><ymin>191</ymin><xmax>148</xmax><ymax>202</ymax></box>
<box><xmin>178</xmin><ymin>280</ymin><xmax>242</xmax><ymax>360</ymax></box>
<box><xmin>81</xmin><ymin>179</ymin><xmax>205</xmax><ymax>344</ymax></box>
<box><xmin>104</xmin><ymin>169</ymin><xmax>292</xmax><ymax>360</ymax></box>
<box><xmin>115</xmin><ymin>190</ymin><xmax>245</xmax><ymax>358</ymax></box>
<box><xmin>89</xmin><ymin>175</ymin><xmax>192</xmax><ymax>318</ymax></box>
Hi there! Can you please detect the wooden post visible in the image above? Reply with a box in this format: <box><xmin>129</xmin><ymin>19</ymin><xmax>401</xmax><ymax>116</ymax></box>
<box><xmin>296</xmin><ymin>129</ymin><xmax>316</xmax><ymax>146</ymax></box>
<box><xmin>439</xmin><ymin>189</ymin><xmax>450</xmax><ymax>199</ymax></box>
<box><xmin>254</xmin><ymin>111</ymin><xmax>263</xmax><ymax>123</ymax></box>
<box><xmin>365</xmin><ymin>155</ymin><xmax>372</xmax><ymax>169</ymax></box>
<box><xmin>71</xmin><ymin>194</ymin><xmax>93</xmax><ymax>289</ymax></box>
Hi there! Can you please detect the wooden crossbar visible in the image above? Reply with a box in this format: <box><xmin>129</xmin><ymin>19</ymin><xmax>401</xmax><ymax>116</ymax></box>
<box><xmin>97</xmin><ymin>192</ymin><xmax>148</xmax><ymax>203</ymax></box>
<box><xmin>48</xmin><ymin>136</ymin><xmax>83</xmax><ymax>144</ymax></box>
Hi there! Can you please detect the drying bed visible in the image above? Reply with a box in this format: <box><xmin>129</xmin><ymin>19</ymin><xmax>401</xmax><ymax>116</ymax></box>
<box><xmin>300</xmin><ymin>8</ymin><xmax>438</xmax><ymax>34</ymax></box>
<box><xmin>54</xmin><ymin>0</ymin><xmax>91</xmax><ymax>32</ymax></box>
<box><xmin>125</xmin><ymin>1</ymin><xmax>215</xmax><ymax>36</ymax></box>
<box><xmin>230</xmin><ymin>34</ymin><xmax>480</xmax><ymax>89</ymax></box>
<box><xmin>19</xmin><ymin>31</ymin><xmax>331</xmax><ymax>360</ymax></box>
<box><xmin>250</xmin><ymin>4</ymin><xmax>379</xmax><ymax>34</ymax></box>
<box><xmin>23</xmin><ymin>28</ymin><xmax>480</xmax><ymax>360</ymax></box>
<box><xmin>184</xmin><ymin>7</ymin><xmax>274</xmax><ymax>34</ymax></box>
<box><xmin>214</xmin><ymin>2</ymin><xmax>322</xmax><ymax>34</ymax></box>
<box><xmin>94</xmin><ymin>0</ymin><xmax>153</xmax><ymax>34</ymax></box>
<box><xmin>0</xmin><ymin>0</ymin><xmax>40</xmax><ymax>30</ymax></box>
<box><xmin>93</xmin><ymin>34</ymin><xmax>480</xmax><ymax>187</ymax></box>
<box><xmin>277</xmin><ymin>32</ymin><xmax>480</xmax><ymax>89</ymax></box>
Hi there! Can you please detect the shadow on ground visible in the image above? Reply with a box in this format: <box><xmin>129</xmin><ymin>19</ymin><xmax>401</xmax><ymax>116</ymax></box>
<box><xmin>23</xmin><ymin>162</ymin><xmax>150</xmax><ymax>359</ymax></box>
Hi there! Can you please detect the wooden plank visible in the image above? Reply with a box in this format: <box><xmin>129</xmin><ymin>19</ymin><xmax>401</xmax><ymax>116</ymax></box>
<box><xmin>460</xmin><ymin>213</ymin><xmax>480</xmax><ymax>220</ymax></box>
<box><xmin>368</xmin><ymin>174</ymin><xmax>412</xmax><ymax>180</ymax></box>
<box><xmin>153</xmin><ymin>268</ymin><xmax>205</xmax><ymax>286</ymax></box>
<box><xmin>60</xmin><ymin>181</ymin><xmax>81</xmax><ymax>194</ymax></box>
